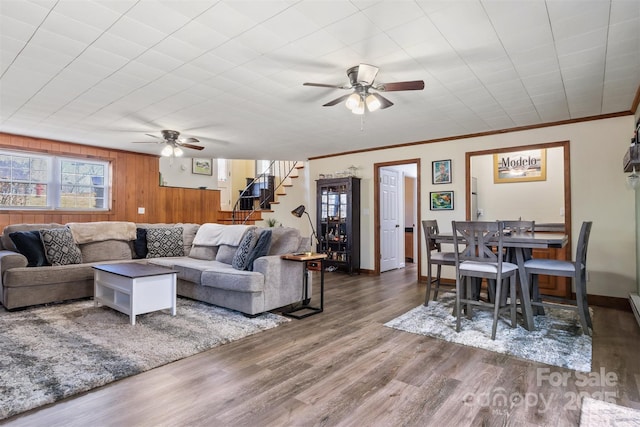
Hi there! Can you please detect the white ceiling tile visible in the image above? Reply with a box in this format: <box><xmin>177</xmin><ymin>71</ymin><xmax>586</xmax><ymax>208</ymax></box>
<box><xmin>548</xmin><ymin>0</ymin><xmax>611</xmax><ymax>40</ymax></box>
<box><xmin>107</xmin><ymin>16</ymin><xmax>168</xmax><ymax>49</ymax></box>
<box><xmin>49</xmin><ymin>1</ymin><xmax>121</xmax><ymax>32</ymax></box>
<box><xmin>91</xmin><ymin>32</ymin><xmax>149</xmax><ymax>59</ymax></box>
<box><xmin>0</xmin><ymin>0</ymin><xmax>51</xmax><ymax>26</ymax></box>
<box><xmin>293</xmin><ymin>1</ymin><xmax>359</xmax><ymax>28</ymax></box>
<box><xmin>234</xmin><ymin>26</ymin><xmax>289</xmax><ymax>55</ymax></box>
<box><xmin>195</xmin><ymin>2</ymin><xmax>259</xmax><ymax>38</ymax></box>
<box><xmin>324</xmin><ymin>13</ymin><xmax>383</xmax><ymax>46</ymax></box>
<box><xmin>126</xmin><ymin>1</ymin><xmax>192</xmax><ymax>34</ymax></box>
<box><xmin>170</xmin><ymin>21</ymin><xmax>229</xmax><ymax>52</ymax></box>
<box><xmin>0</xmin><ymin>15</ymin><xmax>37</xmax><ymax>44</ymax></box>
<box><xmin>361</xmin><ymin>1</ymin><xmax>425</xmax><ymax>31</ymax></box>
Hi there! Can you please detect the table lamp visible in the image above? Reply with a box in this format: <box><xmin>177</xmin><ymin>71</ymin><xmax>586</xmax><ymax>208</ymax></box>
<box><xmin>291</xmin><ymin>205</ymin><xmax>319</xmax><ymax>255</ymax></box>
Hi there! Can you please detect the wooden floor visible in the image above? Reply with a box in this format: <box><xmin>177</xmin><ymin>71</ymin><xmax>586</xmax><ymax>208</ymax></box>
<box><xmin>3</xmin><ymin>265</ymin><xmax>640</xmax><ymax>427</ymax></box>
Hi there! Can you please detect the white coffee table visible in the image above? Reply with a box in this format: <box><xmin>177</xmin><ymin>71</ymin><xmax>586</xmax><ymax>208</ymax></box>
<box><xmin>93</xmin><ymin>263</ymin><xmax>178</xmax><ymax>325</ymax></box>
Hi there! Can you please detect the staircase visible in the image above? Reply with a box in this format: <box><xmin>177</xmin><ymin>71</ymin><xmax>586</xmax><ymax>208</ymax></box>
<box><xmin>217</xmin><ymin>160</ymin><xmax>304</xmax><ymax>225</ymax></box>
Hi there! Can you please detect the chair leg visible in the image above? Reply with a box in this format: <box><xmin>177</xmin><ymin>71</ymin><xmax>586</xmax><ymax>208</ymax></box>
<box><xmin>491</xmin><ymin>279</ymin><xmax>502</xmax><ymax>340</ymax></box>
<box><xmin>465</xmin><ymin>276</ymin><xmax>473</xmax><ymax>319</ymax></box>
<box><xmin>424</xmin><ymin>263</ymin><xmax>433</xmax><ymax>306</ymax></box>
<box><xmin>530</xmin><ymin>274</ymin><xmax>545</xmax><ymax>316</ymax></box>
<box><xmin>455</xmin><ymin>276</ymin><xmax>463</xmax><ymax>333</ymax></box>
<box><xmin>509</xmin><ymin>275</ymin><xmax>517</xmax><ymax>328</ymax></box>
<box><xmin>433</xmin><ymin>264</ymin><xmax>443</xmax><ymax>301</ymax></box>
<box><xmin>574</xmin><ymin>272</ymin><xmax>592</xmax><ymax>336</ymax></box>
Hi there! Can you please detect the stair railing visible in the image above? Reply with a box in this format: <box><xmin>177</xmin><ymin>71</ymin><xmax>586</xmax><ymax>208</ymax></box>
<box><xmin>231</xmin><ymin>160</ymin><xmax>301</xmax><ymax>224</ymax></box>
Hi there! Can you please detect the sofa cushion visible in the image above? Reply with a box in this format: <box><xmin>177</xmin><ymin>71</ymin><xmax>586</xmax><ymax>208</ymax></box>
<box><xmin>80</xmin><ymin>240</ymin><xmax>133</xmax><ymax>263</ymax></box>
<box><xmin>188</xmin><ymin>245</ymin><xmax>218</xmax><ymax>260</ymax></box>
<box><xmin>146</xmin><ymin>227</ymin><xmax>184</xmax><ymax>258</ymax></box>
<box><xmin>133</xmin><ymin>228</ymin><xmax>148</xmax><ymax>259</ymax></box>
<box><xmin>246</xmin><ymin>229</ymin><xmax>272</xmax><ymax>271</ymax></box>
<box><xmin>232</xmin><ymin>229</ymin><xmax>259</xmax><ymax>270</ymax></box>
<box><xmin>40</xmin><ymin>227</ymin><xmax>83</xmax><ymax>266</ymax></box>
<box><xmin>200</xmin><ymin>267</ymin><xmax>264</xmax><ymax>293</ymax></box>
<box><xmin>148</xmin><ymin>257</ymin><xmax>224</xmax><ymax>285</ymax></box>
<box><xmin>267</xmin><ymin>227</ymin><xmax>302</xmax><ymax>255</ymax></box>
<box><xmin>9</xmin><ymin>230</ymin><xmax>50</xmax><ymax>267</ymax></box>
<box><xmin>1</xmin><ymin>223</ymin><xmax>63</xmax><ymax>252</ymax></box>
<box><xmin>216</xmin><ymin>245</ymin><xmax>238</xmax><ymax>264</ymax></box>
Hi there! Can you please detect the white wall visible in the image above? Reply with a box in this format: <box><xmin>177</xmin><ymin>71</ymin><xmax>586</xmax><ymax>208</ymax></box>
<box><xmin>159</xmin><ymin>157</ymin><xmax>218</xmax><ymax>189</ymax></box>
<box><xmin>309</xmin><ymin>115</ymin><xmax>637</xmax><ymax>298</ymax></box>
<box><xmin>471</xmin><ymin>146</ymin><xmax>565</xmax><ymax>223</ymax></box>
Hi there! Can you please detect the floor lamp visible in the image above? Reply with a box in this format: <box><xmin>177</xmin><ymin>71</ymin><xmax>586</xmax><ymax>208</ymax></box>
<box><xmin>291</xmin><ymin>205</ymin><xmax>318</xmax><ymax>254</ymax></box>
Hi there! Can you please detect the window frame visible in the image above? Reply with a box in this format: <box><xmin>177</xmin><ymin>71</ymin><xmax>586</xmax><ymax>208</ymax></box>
<box><xmin>0</xmin><ymin>149</ymin><xmax>111</xmax><ymax>211</ymax></box>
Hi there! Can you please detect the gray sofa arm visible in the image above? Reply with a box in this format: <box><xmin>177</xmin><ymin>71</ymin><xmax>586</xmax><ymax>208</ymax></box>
<box><xmin>0</xmin><ymin>250</ymin><xmax>28</xmax><ymax>284</ymax></box>
<box><xmin>253</xmin><ymin>255</ymin><xmax>307</xmax><ymax>309</ymax></box>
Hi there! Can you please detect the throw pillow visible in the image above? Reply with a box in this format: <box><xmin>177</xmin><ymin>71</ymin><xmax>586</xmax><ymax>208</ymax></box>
<box><xmin>267</xmin><ymin>227</ymin><xmax>302</xmax><ymax>255</ymax></box>
<box><xmin>232</xmin><ymin>229</ymin><xmax>259</xmax><ymax>270</ymax></box>
<box><xmin>246</xmin><ymin>229</ymin><xmax>272</xmax><ymax>271</ymax></box>
<box><xmin>133</xmin><ymin>228</ymin><xmax>148</xmax><ymax>259</ymax></box>
<box><xmin>146</xmin><ymin>227</ymin><xmax>184</xmax><ymax>258</ymax></box>
<box><xmin>9</xmin><ymin>230</ymin><xmax>50</xmax><ymax>267</ymax></box>
<box><xmin>39</xmin><ymin>227</ymin><xmax>83</xmax><ymax>266</ymax></box>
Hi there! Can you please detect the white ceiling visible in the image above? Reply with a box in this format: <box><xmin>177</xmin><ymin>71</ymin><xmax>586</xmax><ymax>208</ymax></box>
<box><xmin>1</xmin><ymin>0</ymin><xmax>638</xmax><ymax>160</ymax></box>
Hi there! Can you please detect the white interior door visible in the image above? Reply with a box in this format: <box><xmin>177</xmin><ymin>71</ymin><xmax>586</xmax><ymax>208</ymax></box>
<box><xmin>380</xmin><ymin>168</ymin><xmax>400</xmax><ymax>272</ymax></box>
<box><xmin>217</xmin><ymin>159</ymin><xmax>231</xmax><ymax>210</ymax></box>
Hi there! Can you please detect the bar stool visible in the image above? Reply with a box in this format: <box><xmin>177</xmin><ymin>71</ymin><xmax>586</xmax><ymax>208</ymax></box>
<box><xmin>524</xmin><ymin>221</ymin><xmax>593</xmax><ymax>336</ymax></box>
<box><xmin>452</xmin><ymin>221</ymin><xmax>518</xmax><ymax>340</ymax></box>
<box><xmin>421</xmin><ymin>220</ymin><xmax>456</xmax><ymax>306</ymax></box>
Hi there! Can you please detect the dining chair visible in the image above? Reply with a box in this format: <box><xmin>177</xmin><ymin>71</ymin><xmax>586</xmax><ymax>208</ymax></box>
<box><xmin>524</xmin><ymin>221</ymin><xmax>593</xmax><ymax>336</ymax></box>
<box><xmin>452</xmin><ymin>221</ymin><xmax>518</xmax><ymax>340</ymax></box>
<box><xmin>421</xmin><ymin>220</ymin><xmax>456</xmax><ymax>306</ymax></box>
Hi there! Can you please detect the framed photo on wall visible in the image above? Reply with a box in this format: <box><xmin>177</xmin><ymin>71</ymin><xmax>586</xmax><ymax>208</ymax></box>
<box><xmin>494</xmin><ymin>149</ymin><xmax>546</xmax><ymax>183</ymax></box>
<box><xmin>430</xmin><ymin>191</ymin><xmax>454</xmax><ymax>210</ymax></box>
<box><xmin>192</xmin><ymin>158</ymin><xmax>213</xmax><ymax>176</ymax></box>
<box><xmin>432</xmin><ymin>159</ymin><xmax>452</xmax><ymax>184</ymax></box>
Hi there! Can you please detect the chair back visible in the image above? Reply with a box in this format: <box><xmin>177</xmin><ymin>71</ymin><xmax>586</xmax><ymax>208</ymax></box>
<box><xmin>575</xmin><ymin>221</ymin><xmax>593</xmax><ymax>268</ymax></box>
<box><xmin>452</xmin><ymin>221</ymin><xmax>505</xmax><ymax>265</ymax></box>
<box><xmin>421</xmin><ymin>220</ymin><xmax>441</xmax><ymax>256</ymax></box>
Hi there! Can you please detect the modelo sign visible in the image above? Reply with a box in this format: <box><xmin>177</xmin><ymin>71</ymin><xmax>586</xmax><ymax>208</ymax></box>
<box><xmin>494</xmin><ymin>149</ymin><xmax>547</xmax><ymax>183</ymax></box>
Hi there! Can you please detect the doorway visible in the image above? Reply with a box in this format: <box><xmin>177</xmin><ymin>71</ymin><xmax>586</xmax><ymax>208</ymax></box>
<box><xmin>374</xmin><ymin>159</ymin><xmax>421</xmax><ymax>279</ymax></box>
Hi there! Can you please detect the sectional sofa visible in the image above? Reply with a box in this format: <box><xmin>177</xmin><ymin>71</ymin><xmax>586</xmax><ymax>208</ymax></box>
<box><xmin>0</xmin><ymin>221</ymin><xmax>309</xmax><ymax>316</ymax></box>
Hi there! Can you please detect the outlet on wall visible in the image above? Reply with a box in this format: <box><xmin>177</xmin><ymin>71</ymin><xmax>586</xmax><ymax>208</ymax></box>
<box><xmin>137</xmin><ymin>207</ymin><xmax>145</xmax><ymax>214</ymax></box>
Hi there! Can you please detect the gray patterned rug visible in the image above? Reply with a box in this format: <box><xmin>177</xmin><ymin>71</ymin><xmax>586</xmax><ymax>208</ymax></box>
<box><xmin>580</xmin><ymin>397</ymin><xmax>640</xmax><ymax>426</ymax></box>
<box><xmin>385</xmin><ymin>292</ymin><xmax>591</xmax><ymax>372</ymax></box>
<box><xmin>0</xmin><ymin>298</ymin><xmax>289</xmax><ymax>420</ymax></box>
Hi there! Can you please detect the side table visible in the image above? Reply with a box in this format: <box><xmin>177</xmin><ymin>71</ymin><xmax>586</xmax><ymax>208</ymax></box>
<box><xmin>280</xmin><ymin>253</ymin><xmax>327</xmax><ymax>319</ymax></box>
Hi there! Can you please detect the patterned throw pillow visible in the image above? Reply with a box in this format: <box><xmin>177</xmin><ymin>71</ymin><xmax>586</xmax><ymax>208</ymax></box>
<box><xmin>146</xmin><ymin>227</ymin><xmax>184</xmax><ymax>258</ymax></box>
<box><xmin>232</xmin><ymin>228</ymin><xmax>258</xmax><ymax>270</ymax></box>
<box><xmin>246</xmin><ymin>229</ymin><xmax>273</xmax><ymax>271</ymax></box>
<box><xmin>39</xmin><ymin>227</ymin><xmax>83</xmax><ymax>266</ymax></box>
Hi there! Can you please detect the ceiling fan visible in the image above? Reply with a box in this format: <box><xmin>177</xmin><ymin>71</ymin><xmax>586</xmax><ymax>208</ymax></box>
<box><xmin>303</xmin><ymin>63</ymin><xmax>425</xmax><ymax>114</ymax></box>
<box><xmin>132</xmin><ymin>129</ymin><xmax>204</xmax><ymax>156</ymax></box>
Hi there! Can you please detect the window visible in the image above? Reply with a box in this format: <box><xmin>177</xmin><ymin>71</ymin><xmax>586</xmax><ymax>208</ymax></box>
<box><xmin>0</xmin><ymin>150</ymin><xmax>109</xmax><ymax>210</ymax></box>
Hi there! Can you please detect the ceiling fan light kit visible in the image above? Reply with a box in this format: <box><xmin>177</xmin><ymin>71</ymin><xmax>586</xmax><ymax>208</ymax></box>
<box><xmin>132</xmin><ymin>129</ymin><xmax>205</xmax><ymax>156</ymax></box>
<box><xmin>304</xmin><ymin>63</ymin><xmax>425</xmax><ymax>117</ymax></box>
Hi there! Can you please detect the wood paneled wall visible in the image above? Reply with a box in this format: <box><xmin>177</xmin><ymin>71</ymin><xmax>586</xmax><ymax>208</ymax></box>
<box><xmin>0</xmin><ymin>133</ymin><xmax>220</xmax><ymax>231</ymax></box>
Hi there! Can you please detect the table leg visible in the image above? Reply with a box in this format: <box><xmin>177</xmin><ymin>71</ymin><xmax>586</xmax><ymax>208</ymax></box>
<box><xmin>515</xmin><ymin>248</ymin><xmax>534</xmax><ymax>331</ymax></box>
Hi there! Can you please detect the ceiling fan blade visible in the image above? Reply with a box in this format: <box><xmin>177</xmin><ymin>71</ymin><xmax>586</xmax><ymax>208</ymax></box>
<box><xmin>131</xmin><ymin>141</ymin><xmax>160</xmax><ymax>144</ymax></box>
<box><xmin>323</xmin><ymin>93</ymin><xmax>352</xmax><ymax>107</ymax></box>
<box><xmin>376</xmin><ymin>80</ymin><xmax>425</xmax><ymax>91</ymax></box>
<box><xmin>145</xmin><ymin>133</ymin><xmax>161</xmax><ymax>139</ymax></box>
<box><xmin>181</xmin><ymin>137</ymin><xmax>200</xmax><ymax>143</ymax></box>
<box><xmin>304</xmin><ymin>82</ymin><xmax>349</xmax><ymax>89</ymax></box>
<box><xmin>178</xmin><ymin>143</ymin><xmax>205</xmax><ymax>151</ymax></box>
<box><xmin>357</xmin><ymin>63</ymin><xmax>379</xmax><ymax>85</ymax></box>
<box><xmin>370</xmin><ymin>93</ymin><xmax>394</xmax><ymax>109</ymax></box>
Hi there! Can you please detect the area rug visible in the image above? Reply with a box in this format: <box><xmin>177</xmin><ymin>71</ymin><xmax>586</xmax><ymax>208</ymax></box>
<box><xmin>580</xmin><ymin>397</ymin><xmax>640</xmax><ymax>426</ymax></box>
<box><xmin>0</xmin><ymin>298</ymin><xmax>289</xmax><ymax>420</ymax></box>
<box><xmin>385</xmin><ymin>292</ymin><xmax>591</xmax><ymax>372</ymax></box>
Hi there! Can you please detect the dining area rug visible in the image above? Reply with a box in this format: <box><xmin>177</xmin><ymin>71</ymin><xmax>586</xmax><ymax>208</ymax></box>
<box><xmin>0</xmin><ymin>298</ymin><xmax>289</xmax><ymax>420</ymax></box>
<box><xmin>385</xmin><ymin>292</ymin><xmax>591</xmax><ymax>372</ymax></box>
<box><xmin>580</xmin><ymin>397</ymin><xmax>640</xmax><ymax>426</ymax></box>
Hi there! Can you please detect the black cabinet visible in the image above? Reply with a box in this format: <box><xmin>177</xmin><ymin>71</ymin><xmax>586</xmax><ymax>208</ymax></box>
<box><xmin>316</xmin><ymin>177</ymin><xmax>360</xmax><ymax>274</ymax></box>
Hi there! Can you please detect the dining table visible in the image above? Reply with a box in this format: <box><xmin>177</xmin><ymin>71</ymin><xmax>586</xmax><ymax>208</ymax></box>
<box><xmin>435</xmin><ymin>231</ymin><xmax>569</xmax><ymax>331</ymax></box>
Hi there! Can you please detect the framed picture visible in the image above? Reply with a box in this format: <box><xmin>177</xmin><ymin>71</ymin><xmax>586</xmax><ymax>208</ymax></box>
<box><xmin>430</xmin><ymin>191</ymin><xmax>454</xmax><ymax>210</ymax></box>
<box><xmin>432</xmin><ymin>159</ymin><xmax>452</xmax><ymax>184</ymax></box>
<box><xmin>494</xmin><ymin>149</ymin><xmax>546</xmax><ymax>183</ymax></box>
<box><xmin>192</xmin><ymin>158</ymin><xmax>212</xmax><ymax>176</ymax></box>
